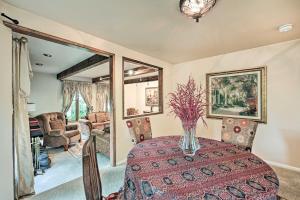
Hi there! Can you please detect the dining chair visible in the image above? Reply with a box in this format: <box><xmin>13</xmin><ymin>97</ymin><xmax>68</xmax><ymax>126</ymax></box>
<box><xmin>126</xmin><ymin>117</ymin><xmax>152</xmax><ymax>144</ymax></box>
<box><xmin>82</xmin><ymin>135</ymin><xmax>122</xmax><ymax>200</ymax></box>
<box><xmin>221</xmin><ymin>117</ymin><xmax>258</xmax><ymax>152</ymax></box>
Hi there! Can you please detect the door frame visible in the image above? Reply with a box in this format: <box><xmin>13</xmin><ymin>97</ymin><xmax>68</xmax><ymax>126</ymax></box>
<box><xmin>3</xmin><ymin>21</ymin><xmax>117</xmax><ymax>168</ymax></box>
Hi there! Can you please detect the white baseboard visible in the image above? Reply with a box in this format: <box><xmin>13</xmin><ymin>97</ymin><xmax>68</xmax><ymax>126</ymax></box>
<box><xmin>266</xmin><ymin>160</ymin><xmax>300</xmax><ymax>173</ymax></box>
<box><xmin>116</xmin><ymin>159</ymin><xmax>127</xmax><ymax>166</ymax></box>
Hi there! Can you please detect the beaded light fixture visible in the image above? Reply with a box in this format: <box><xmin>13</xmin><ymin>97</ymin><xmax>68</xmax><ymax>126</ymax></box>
<box><xmin>179</xmin><ymin>0</ymin><xmax>217</xmax><ymax>22</ymax></box>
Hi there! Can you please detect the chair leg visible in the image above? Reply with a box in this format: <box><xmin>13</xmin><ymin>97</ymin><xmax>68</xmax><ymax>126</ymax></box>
<box><xmin>64</xmin><ymin>145</ymin><xmax>68</xmax><ymax>151</ymax></box>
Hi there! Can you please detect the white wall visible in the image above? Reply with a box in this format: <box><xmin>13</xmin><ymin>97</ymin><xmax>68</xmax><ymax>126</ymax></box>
<box><xmin>29</xmin><ymin>72</ymin><xmax>63</xmax><ymax>116</ymax></box>
<box><xmin>171</xmin><ymin>39</ymin><xmax>300</xmax><ymax>169</ymax></box>
<box><xmin>1</xmin><ymin>2</ymin><xmax>174</xmax><ymax>168</ymax></box>
<box><xmin>124</xmin><ymin>81</ymin><xmax>159</xmax><ymax>116</ymax></box>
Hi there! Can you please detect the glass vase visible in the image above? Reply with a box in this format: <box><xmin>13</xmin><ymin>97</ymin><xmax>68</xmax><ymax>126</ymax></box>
<box><xmin>179</xmin><ymin>123</ymin><xmax>200</xmax><ymax>156</ymax></box>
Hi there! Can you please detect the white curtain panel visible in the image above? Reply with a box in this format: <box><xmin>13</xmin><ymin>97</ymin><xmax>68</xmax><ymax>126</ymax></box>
<box><xmin>62</xmin><ymin>81</ymin><xmax>77</xmax><ymax>113</ymax></box>
<box><xmin>96</xmin><ymin>83</ymin><xmax>110</xmax><ymax>112</ymax></box>
<box><xmin>78</xmin><ymin>82</ymin><xmax>93</xmax><ymax>112</ymax></box>
<box><xmin>13</xmin><ymin>37</ymin><xmax>35</xmax><ymax>197</ymax></box>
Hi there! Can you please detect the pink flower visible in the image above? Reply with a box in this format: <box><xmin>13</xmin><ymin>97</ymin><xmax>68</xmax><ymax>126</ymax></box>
<box><xmin>168</xmin><ymin>76</ymin><xmax>207</xmax><ymax>131</ymax></box>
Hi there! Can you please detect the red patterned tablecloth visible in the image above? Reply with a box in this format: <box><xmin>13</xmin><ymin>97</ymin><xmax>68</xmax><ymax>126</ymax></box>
<box><xmin>123</xmin><ymin>136</ymin><xmax>279</xmax><ymax>200</ymax></box>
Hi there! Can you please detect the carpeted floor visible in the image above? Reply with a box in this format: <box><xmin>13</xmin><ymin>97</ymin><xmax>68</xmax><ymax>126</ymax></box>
<box><xmin>272</xmin><ymin>166</ymin><xmax>300</xmax><ymax>200</ymax></box>
<box><xmin>24</xmin><ymin>164</ymin><xmax>126</xmax><ymax>200</ymax></box>
<box><xmin>32</xmin><ymin>145</ymin><xmax>111</xmax><ymax>195</ymax></box>
<box><xmin>25</xmin><ymin>153</ymin><xmax>300</xmax><ymax>200</ymax></box>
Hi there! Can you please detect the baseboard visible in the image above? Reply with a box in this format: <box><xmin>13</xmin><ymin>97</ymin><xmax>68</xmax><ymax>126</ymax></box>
<box><xmin>266</xmin><ymin>160</ymin><xmax>300</xmax><ymax>173</ymax></box>
<box><xmin>116</xmin><ymin>159</ymin><xmax>127</xmax><ymax>166</ymax></box>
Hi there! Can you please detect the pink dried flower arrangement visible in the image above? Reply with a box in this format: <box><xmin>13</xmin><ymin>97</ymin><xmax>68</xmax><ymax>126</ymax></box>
<box><xmin>168</xmin><ymin>76</ymin><xmax>207</xmax><ymax>131</ymax></box>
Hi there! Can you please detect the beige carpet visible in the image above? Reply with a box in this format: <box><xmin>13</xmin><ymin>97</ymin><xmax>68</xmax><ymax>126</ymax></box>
<box><xmin>272</xmin><ymin>166</ymin><xmax>300</xmax><ymax>200</ymax></box>
<box><xmin>24</xmin><ymin>164</ymin><xmax>299</xmax><ymax>200</ymax></box>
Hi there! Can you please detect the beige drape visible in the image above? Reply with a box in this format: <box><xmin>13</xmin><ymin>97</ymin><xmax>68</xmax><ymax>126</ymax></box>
<box><xmin>78</xmin><ymin>82</ymin><xmax>93</xmax><ymax>112</ymax></box>
<box><xmin>62</xmin><ymin>81</ymin><xmax>77</xmax><ymax>113</ymax></box>
<box><xmin>95</xmin><ymin>83</ymin><xmax>110</xmax><ymax>112</ymax></box>
<box><xmin>13</xmin><ymin>37</ymin><xmax>35</xmax><ymax>197</ymax></box>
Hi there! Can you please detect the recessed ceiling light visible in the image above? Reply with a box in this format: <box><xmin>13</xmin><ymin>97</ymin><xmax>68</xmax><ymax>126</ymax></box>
<box><xmin>43</xmin><ymin>53</ymin><xmax>52</xmax><ymax>57</ymax></box>
<box><xmin>128</xmin><ymin>69</ymin><xmax>134</xmax><ymax>76</ymax></box>
<box><xmin>35</xmin><ymin>63</ymin><xmax>43</xmax><ymax>67</ymax></box>
<box><xmin>278</xmin><ymin>24</ymin><xmax>293</xmax><ymax>33</ymax></box>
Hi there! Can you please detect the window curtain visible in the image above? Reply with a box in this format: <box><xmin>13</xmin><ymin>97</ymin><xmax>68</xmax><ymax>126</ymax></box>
<box><xmin>95</xmin><ymin>83</ymin><xmax>110</xmax><ymax>112</ymax></box>
<box><xmin>62</xmin><ymin>81</ymin><xmax>77</xmax><ymax>113</ymax></box>
<box><xmin>78</xmin><ymin>82</ymin><xmax>93</xmax><ymax>112</ymax></box>
<box><xmin>13</xmin><ymin>37</ymin><xmax>35</xmax><ymax>197</ymax></box>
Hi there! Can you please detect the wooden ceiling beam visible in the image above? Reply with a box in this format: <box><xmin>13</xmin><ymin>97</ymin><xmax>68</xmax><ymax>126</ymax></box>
<box><xmin>57</xmin><ymin>54</ymin><xmax>108</xmax><ymax>80</ymax></box>
<box><xmin>124</xmin><ymin>75</ymin><xmax>158</xmax><ymax>84</ymax></box>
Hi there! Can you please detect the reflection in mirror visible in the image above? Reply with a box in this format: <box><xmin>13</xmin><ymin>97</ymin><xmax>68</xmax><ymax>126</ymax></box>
<box><xmin>123</xmin><ymin>57</ymin><xmax>163</xmax><ymax>119</ymax></box>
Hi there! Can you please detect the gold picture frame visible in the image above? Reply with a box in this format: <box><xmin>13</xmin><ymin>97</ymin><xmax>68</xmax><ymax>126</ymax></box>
<box><xmin>206</xmin><ymin>66</ymin><xmax>267</xmax><ymax>123</ymax></box>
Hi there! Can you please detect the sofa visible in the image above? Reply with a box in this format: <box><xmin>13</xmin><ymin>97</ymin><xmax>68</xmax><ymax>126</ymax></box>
<box><xmin>85</xmin><ymin>112</ymin><xmax>110</xmax><ymax>130</ymax></box>
<box><xmin>79</xmin><ymin>112</ymin><xmax>110</xmax><ymax>156</ymax></box>
<box><xmin>36</xmin><ymin>112</ymin><xmax>81</xmax><ymax>151</ymax></box>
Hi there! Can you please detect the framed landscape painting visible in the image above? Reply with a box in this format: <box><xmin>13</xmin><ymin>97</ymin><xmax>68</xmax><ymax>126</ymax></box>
<box><xmin>206</xmin><ymin>67</ymin><xmax>267</xmax><ymax>123</ymax></box>
<box><xmin>145</xmin><ymin>87</ymin><xmax>159</xmax><ymax>106</ymax></box>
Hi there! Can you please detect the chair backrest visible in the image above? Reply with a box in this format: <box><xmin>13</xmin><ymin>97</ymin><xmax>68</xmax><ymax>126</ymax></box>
<box><xmin>221</xmin><ymin>118</ymin><xmax>258</xmax><ymax>151</ymax></box>
<box><xmin>127</xmin><ymin>108</ymin><xmax>138</xmax><ymax>116</ymax></box>
<box><xmin>82</xmin><ymin>135</ymin><xmax>102</xmax><ymax>200</ymax></box>
<box><xmin>36</xmin><ymin>112</ymin><xmax>66</xmax><ymax>134</ymax></box>
<box><xmin>126</xmin><ymin>117</ymin><xmax>152</xmax><ymax>144</ymax></box>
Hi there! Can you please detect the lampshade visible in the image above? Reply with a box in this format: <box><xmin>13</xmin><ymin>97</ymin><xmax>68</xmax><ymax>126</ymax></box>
<box><xmin>179</xmin><ymin>0</ymin><xmax>217</xmax><ymax>22</ymax></box>
<box><xmin>27</xmin><ymin>103</ymin><xmax>36</xmax><ymax>112</ymax></box>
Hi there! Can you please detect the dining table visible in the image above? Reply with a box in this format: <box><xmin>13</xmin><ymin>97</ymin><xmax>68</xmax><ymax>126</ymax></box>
<box><xmin>122</xmin><ymin>136</ymin><xmax>279</xmax><ymax>200</ymax></box>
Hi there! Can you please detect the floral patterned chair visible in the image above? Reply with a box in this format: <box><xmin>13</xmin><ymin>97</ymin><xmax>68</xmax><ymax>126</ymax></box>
<box><xmin>126</xmin><ymin>117</ymin><xmax>152</xmax><ymax>144</ymax></box>
<box><xmin>221</xmin><ymin>118</ymin><xmax>258</xmax><ymax>152</ymax></box>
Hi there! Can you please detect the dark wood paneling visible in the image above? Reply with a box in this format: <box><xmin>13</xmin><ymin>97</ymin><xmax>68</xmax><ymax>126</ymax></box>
<box><xmin>57</xmin><ymin>55</ymin><xmax>108</xmax><ymax>80</ymax></box>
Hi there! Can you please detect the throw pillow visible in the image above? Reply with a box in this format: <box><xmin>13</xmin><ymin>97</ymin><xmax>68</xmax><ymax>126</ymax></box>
<box><xmin>88</xmin><ymin>113</ymin><xmax>97</xmax><ymax>123</ymax></box>
<box><xmin>49</xmin><ymin>120</ymin><xmax>65</xmax><ymax>130</ymax></box>
<box><xmin>96</xmin><ymin>112</ymin><xmax>107</xmax><ymax>122</ymax></box>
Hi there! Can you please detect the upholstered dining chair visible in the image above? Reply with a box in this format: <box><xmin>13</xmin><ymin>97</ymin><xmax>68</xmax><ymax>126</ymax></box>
<box><xmin>126</xmin><ymin>117</ymin><xmax>152</xmax><ymax>144</ymax></box>
<box><xmin>221</xmin><ymin>117</ymin><xmax>258</xmax><ymax>152</ymax></box>
<box><xmin>82</xmin><ymin>135</ymin><xmax>122</xmax><ymax>200</ymax></box>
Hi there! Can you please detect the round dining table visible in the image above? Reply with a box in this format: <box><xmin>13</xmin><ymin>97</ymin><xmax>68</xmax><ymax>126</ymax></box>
<box><xmin>123</xmin><ymin>136</ymin><xmax>279</xmax><ymax>200</ymax></box>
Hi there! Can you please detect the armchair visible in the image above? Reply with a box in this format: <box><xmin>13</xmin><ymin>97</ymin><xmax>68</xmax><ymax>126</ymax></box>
<box><xmin>36</xmin><ymin>112</ymin><xmax>81</xmax><ymax>151</ymax></box>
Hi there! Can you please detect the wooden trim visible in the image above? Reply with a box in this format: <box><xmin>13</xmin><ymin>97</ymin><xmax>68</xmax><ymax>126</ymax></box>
<box><xmin>4</xmin><ymin>22</ymin><xmax>117</xmax><ymax>167</ymax></box>
<box><xmin>3</xmin><ymin>21</ymin><xmax>114</xmax><ymax>56</ymax></box>
<box><xmin>124</xmin><ymin>75</ymin><xmax>158</xmax><ymax>84</ymax></box>
<box><xmin>122</xmin><ymin>57</ymin><xmax>164</xmax><ymax>119</ymax></box>
<box><xmin>57</xmin><ymin>55</ymin><xmax>108</xmax><ymax>80</ymax></box>
<box><xmin>109</xmin><ymin>55</ymin><xmax>116</xmax><ymax>166</ymax></box>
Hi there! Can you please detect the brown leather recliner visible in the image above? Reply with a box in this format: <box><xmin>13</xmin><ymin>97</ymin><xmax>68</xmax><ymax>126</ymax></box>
<box><xmin>36</xmin><ymin>112</ymin><xmax>81</xmax><ymax>151</ymax></box>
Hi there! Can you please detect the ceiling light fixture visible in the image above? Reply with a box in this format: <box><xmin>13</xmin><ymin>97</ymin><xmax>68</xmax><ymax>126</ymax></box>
<box><xmin>35</xmin><ymin>63</ymin><xmax>43</xmax><ymax>67</ymax></box>
<box><xmin>43</xmin><ymin>53</ymin><xmax>52</xmax><ymax>57</ymax></box>
<box><xmin>128</xmin><ymin>70</ymin><xmax>134</xmax><ymax>76</ymax></box>
<box><xmin>179</xmin><ymin>0</ymin><xmax>217</xmax><ymax>22</ymax></box>
<box><xmin>278</xmin><ymin>24</ymin><xmax>293</xmax><ymax>33</ymax></box>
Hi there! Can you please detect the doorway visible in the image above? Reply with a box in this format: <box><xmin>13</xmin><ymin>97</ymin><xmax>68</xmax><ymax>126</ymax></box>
<box><xmin>5</xmin><ymin>21</ymin><xmax>116</xmax><ymax>197</ymax></box>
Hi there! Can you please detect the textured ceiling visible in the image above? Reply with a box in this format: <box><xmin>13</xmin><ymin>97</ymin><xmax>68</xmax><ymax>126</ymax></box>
<box><xmin>5</xmin><ymin>0</ymin><xmax>300</xmax><ymax>63</ymax></box>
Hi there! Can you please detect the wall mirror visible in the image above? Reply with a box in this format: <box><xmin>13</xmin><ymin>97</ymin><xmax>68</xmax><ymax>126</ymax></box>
<box><xmin>122</xmin><ymin>57</ymin><xmax>163</xmax><ymax>119</ymax></box>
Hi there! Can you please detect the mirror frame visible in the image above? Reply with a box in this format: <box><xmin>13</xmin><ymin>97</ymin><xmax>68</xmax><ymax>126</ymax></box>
<box><xmin>122</xmin><ymin>57</ymin><xmax>163</xmax><ymax>119</ymax></box>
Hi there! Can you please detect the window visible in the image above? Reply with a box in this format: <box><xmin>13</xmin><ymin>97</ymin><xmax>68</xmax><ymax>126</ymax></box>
<box><xmin>66</xmin><ymin>93</ymin><xmax>88</xmax><ymax>121</ymax></box>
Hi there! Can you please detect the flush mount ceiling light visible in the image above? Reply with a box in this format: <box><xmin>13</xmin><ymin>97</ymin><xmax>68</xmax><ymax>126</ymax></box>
<box><xmin>43</xmin><ymin>53</ymin><xmax>52</xmax><ymax>58</ymax></box>
<box><xmin>179</xmin><ymin>0</ymin><xmax>217</xmax><ymax>22</ymax></box>
<box><xmin>128</xmin><ymin>69</ymin><xmax>134</xmax><ymax>76</ymax></box>
<box><xmin>278</xmin><ymin>24</ymin><xmax>293</xmax><ymax>33</ymax></box>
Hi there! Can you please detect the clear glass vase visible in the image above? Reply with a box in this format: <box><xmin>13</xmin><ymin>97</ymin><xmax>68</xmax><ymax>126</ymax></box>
<box><xmin>179</xmin><ymin>123</ymin><xmax>200</xmax><ymax>156</ymax></box>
